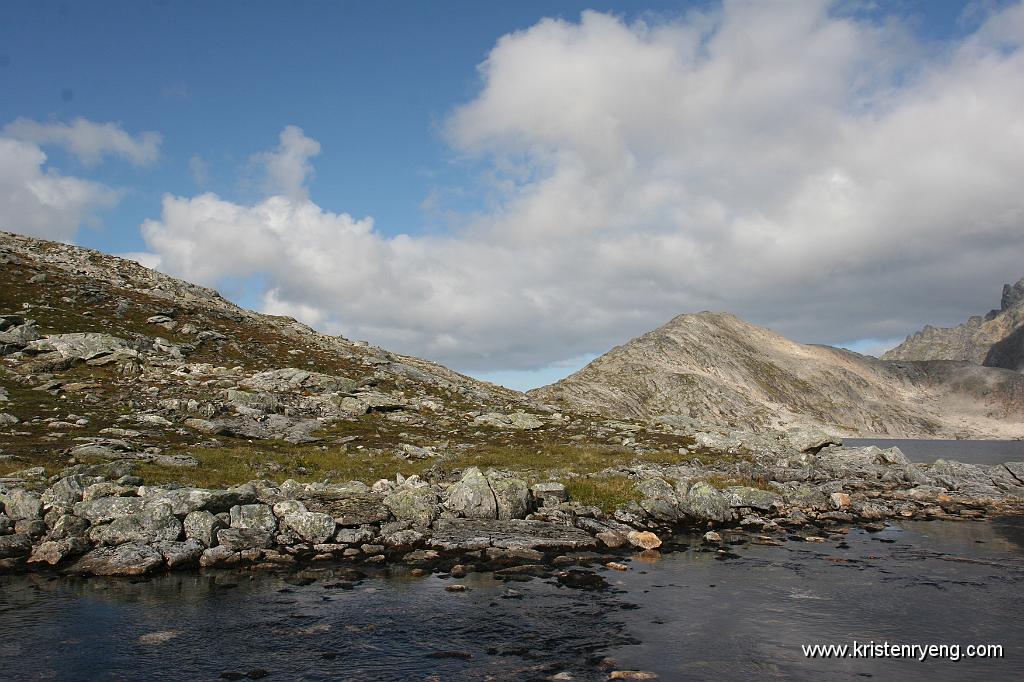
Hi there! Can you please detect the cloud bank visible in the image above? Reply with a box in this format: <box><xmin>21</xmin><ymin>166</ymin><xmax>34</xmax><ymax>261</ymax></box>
<box><xmin>140</xmin><ymin>1</ymin><xmax>1024</xmax><ymax>375</ymax></box>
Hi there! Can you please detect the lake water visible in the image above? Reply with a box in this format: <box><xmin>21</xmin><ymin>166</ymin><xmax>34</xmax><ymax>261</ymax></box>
<box><xmin>2</xmin><ymin>518</ymin><xmax>1022</xmax><ymax>681</ymax></box>
<box><xmin>844</xmin><ymin>438</ymin><xmax>1024</xmax><ymax>465</ymax></box>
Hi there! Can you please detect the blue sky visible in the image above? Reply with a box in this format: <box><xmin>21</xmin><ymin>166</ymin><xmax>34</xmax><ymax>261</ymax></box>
<box><xmin>2</xmin><ymin>1</ymin><xmax>1023</xmax><ymax>390</ymax></box>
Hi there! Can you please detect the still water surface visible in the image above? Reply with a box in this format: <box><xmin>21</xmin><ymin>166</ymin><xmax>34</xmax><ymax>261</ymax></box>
<box><xmin>1</xmin><ymin>518</ymin><xmax>1021</xmax><ymax>681</ymax></box>
<box><xmin>844</xmin><ymin>438</ymin><xmax>1024</xmax><ymax>465</ymax></box>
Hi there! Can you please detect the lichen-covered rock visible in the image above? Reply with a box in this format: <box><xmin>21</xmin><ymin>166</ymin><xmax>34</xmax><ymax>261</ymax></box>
<box><xmin>310</xmin><ymin>494</ymin><xmax>391</xmax><ymax>527</ymax></box>
<box><xmin>241</xmin><ymin>367</ymin><xmax>357</xmax><ymax>394</ymax></box>
<box><xmin>71</xmin><ymin>543</ymin><xmax>164</xmax><ymax>576</ymax></box>
<box><xmin>636</xmin><ymin>478</ymin><xmax>680</xmax><ymax>522</ymax></box>
<box><xmin>154</xmin><ymin>539</ymin><xmax>204</xmax><ymax>569</ymax></box>
<box><xmin>216</xmin><ymin>527</ymin><xmax>273</xmax><ymax>551</ymax></box>
<box><xmin>183</xmin><ymin>510</ymin><xmax>226</xmax><ymax>547</ymax></box>
<box><xmin>139</xmin><ymin>486</ymin><xmax>249</xmax><ymax>515</ymax></box>
<box><xmin>41</xmin><ymin>475</ymin><xmax>91</xmax><ymax>508</ymax></box>
<box><xmin>74</xmin><ymin>496</ymin><xmax>145</xmax><ymax>524</ymax></box>
<box><xmin>1</xmin><ymin>490</ymin><xmax>44</xmax><ymax>520</ymax></box>
<box><xmin>49</xmin><ymin>514</ymin><xmax>90</xmax><ymax>540</ymax></box>
<box><xmin>89</xmin><ymin>503</ymin><xmax>183</xmax><ymax>545</ymax></box>
<box><xmin>488</xmin><ymin>476</ymin><xmax>530</xmax><ymax>520</ymax></box>
<box><xmin>929</xmin><ymin>459</ymin><xmax>1002</xmax><ymax>497</ymax></box>
<box><xmin>445</xmin><ymin>467</ymin><xmax>498</xmax><ymax>519</ymax></box>
<box><xmin>25</xmin><ymin>332</ymin><xmax>130</xmax><ymax>362</ymax></box>
<box><xmin>473</xmin><ymin>412</ymin><xmax>544</xmax><ymax>430</ymax></box>
<box><xmin>283</xmin><ymin>510</ymin><xmax>337</xmax><ymax>544</ymax></box>
<box><xmin>272</xmin><ymin>500</ymin><xmax>307</xmax><ymax>517</ymax></box>
<box><xmin>229</xmin><ymin>504</ymin><xmax>277</xmax><ymax>533</ymax></box>
<box><xmin>677</xmin><ymin>481</ymin><xmax>731</xmax><ymax>522</ymax></box>
<box><xmin>383</xmin><ymin>486</ymin><xmax>439</xmax><ymax>527</ymax></box>
<box><xmin>28</xmin><ymin>537</ymin><xmax>91</xmax><ymax>565</ymax></box>
<box><xmin>724</xmin><ymin>486</ymin><xmax>779</xmax><ymax>511</ymax></box>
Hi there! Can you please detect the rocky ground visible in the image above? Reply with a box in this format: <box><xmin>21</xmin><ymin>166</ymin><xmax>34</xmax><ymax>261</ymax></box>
<box><xmin>2</xmin><ymin>230</ymin><xmax>1023</xmax><ymax>578</ymax></box>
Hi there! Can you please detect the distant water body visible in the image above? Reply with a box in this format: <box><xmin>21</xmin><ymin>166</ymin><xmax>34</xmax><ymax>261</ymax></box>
<box><xmin>845</xmin><ymin>439</ymin><xmax>1024</xmax><ymax>465</ymax></box>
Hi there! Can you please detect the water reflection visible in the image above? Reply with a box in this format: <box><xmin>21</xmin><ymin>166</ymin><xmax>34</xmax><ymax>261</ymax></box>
<box><xmin>1</xmin><ymin>519</ymin><xmax>1022</xmax><ymax>681</ymax></box>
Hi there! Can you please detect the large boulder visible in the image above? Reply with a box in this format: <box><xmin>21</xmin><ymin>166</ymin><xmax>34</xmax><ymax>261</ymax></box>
<box><xmin>89</xmin><ymin>503</ymin><xmax>183</xmax><ymax>545</ymax></box>
<box><xmin>216</xmin><ymin>527</ymin><xmax>273</xmax><ymax>551</ymax></box>
<box><xmin>28</xmin><ymin>537</ymin><xmax>91</xmax><ymax>566</ymax></box>
<box><xmin>677</xmin><ymin>481</ymin><xmax>731</xmax><ymax>522</ymax></box>
<box><xmin>25</xmin><ymin>333</ymin><xmax>130</xmax><ymax>362</ymax></box>
<box><xmin>488</xmin><ymin>476</ymin><xmax>530</xmax><ymax>520</ymax></box>
<box><xmin>383</xmin><ymin>487</ymin><xmax>440</xmax><ymax>527</ymax></box>
<box><xmin>229</xmin><ymin>504</ymin><xmax>277</xmax><ymax>533</ymax></box>
<box><xmin>153</xmin><ymin>539</ymin><xmax>205</xmax><ymax>569</ymax></box>
<box><xmin>445</xmin><ymin>468</ymin><xmax>498</xmax><ymax>519</ymax></box>
<box><xmin>786</xmin><ymin>426</ymin><xmax>842</xmax><ymax>453</ymax></box>
<box><xmin>183</xmin><ymin>510</ymin><xmax>226</xmax><ymax>547</ymax></box>
<box><xmin>42</xmin><ymin>475</ymin><xmax>92</xmax><ymax>507</ymax></box>
<box><xmin>74</xmin><ymin>496</ymin><xmax>145</xmax><ymax>524</ymax></box>
<box><xmin>636</xmin><ymin>478</ymin><xmax>681</xmax><ymax>522</ymax></box>
<box><xmin>139</xmin><ymin>486</ymin><xmax>248</xmax><ymax>515</ymax></box>
<box><xmin>1</xmin><ymin>490</ymin><xmax>43</xmax><ymax>520</ymax></box>
<box><xmin>72</xmin><ymin>543</ymin><xmax>164</xmax><ymax>576</ymax></box>
<box><xmin>0</xmin><ymin>533</ymin><xmax>32</xmax><ymax>559</ymax></box>
<box><xmin>283</xmin><ymin>511</ymin><xmax>337</xmax><ymax>544</ymax></box>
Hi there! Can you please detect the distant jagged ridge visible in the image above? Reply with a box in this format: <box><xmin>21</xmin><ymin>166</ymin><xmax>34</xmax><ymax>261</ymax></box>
<box><xmin>882</xmin><ymin>276</ymin><xmax>1024</xmax><ymax>371</ymax></box>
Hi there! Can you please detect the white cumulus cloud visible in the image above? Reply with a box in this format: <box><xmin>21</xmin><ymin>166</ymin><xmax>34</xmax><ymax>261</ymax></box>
<box><xmin>0</xmin><ymin>137</ymin><xmax>120</xmax><ymax>242</ymax></box>
<box><xmin>3</xmin><ymin>117</ymin><xmax>161</xmax><ymax>167</ymax></box>
<box><xmin>250</xmin><ymin>125</ymin><xmax>321</xmax><ymax>200</ymax></box>
<box><xmin>139</xmin><ymin>1</ymin><xmax>1024</xmax><ymax>377</ymax></box>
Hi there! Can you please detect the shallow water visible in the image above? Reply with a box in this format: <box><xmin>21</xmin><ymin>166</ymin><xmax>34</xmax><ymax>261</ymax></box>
<box><xmin>1</xmin><ymin>518</ymin><xmax>1022</xmax><ymax>681</ymax></box>
<box><xmin>844</xmin><ymin>438</ymin><xmax>1024</xmax><ymax>465</ymax></box>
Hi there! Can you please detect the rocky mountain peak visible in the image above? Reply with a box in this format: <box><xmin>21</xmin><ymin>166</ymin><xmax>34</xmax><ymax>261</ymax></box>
<box><xmin>883</xmin><ymin>274</ymin><xmax>1024</xmax><ymax>371</ymax></box>
<box><xmin>1001</xmin><ymin>276</ymin><xmax>1024</xmax><ymax>312</ymax></box>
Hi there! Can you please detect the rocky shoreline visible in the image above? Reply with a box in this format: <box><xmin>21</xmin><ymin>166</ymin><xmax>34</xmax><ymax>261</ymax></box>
<box><xmin>3</xmin><ymin>437</ymin><xmax>1023</xmax><ymax>578</ymax></box>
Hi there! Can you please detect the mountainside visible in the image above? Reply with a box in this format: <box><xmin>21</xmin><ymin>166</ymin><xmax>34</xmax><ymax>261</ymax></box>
<box><xmin>882</xmin><ymin>276</ymin><xmax>1024</xmax><ymax>371</ymax></box>
<box><xmin>0</xmin><ymin>230</ymin><xmax>706</xmax><ymax>490</ymax></box>
<box><xmin>530</xmin><ymin>312</ymin><xmax>1024</xmax><ymax>439</ymax></box>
